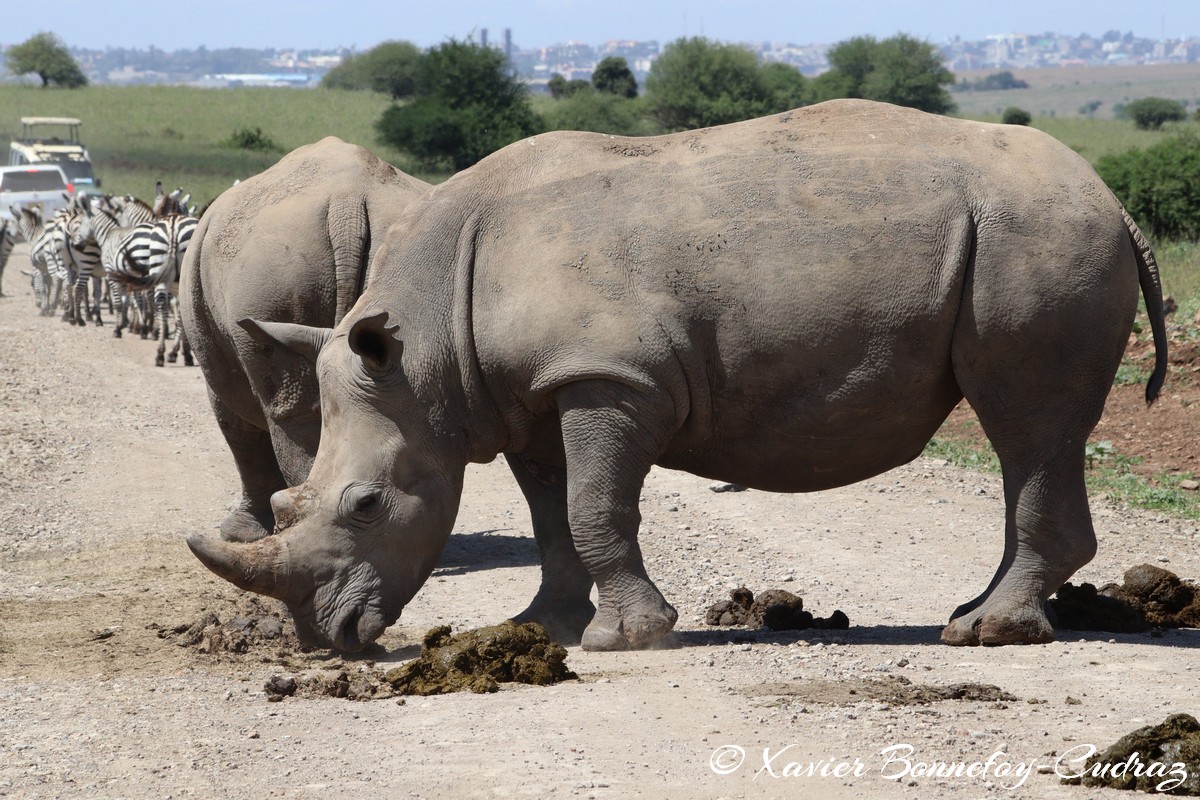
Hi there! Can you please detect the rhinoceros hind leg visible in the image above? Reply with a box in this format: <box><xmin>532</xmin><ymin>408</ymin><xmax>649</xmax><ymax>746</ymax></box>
<box><xmin>555</xmin><ymin>381</ymin><xmax>680</xmax><ymax>652</ymax></box>
<box><xmin>945</xmin><ymin>289</ymin><xmax>1121</xmax><ymax>645</ymax></box>
<box><xmin>941</xmin><ymin>441</ymin><xmax>1096</xmax><ymax>646</ymax></box>
<box><xmin>505</xmin><ymin>454</ymin><xmax>596</xmax><ymax>644</ymax></box>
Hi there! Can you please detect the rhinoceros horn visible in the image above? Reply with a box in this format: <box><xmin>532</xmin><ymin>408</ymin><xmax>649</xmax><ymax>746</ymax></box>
<box><xmin>186</xmin><ymin>530</ymin><xmax>292</xmax><ymax>600</ymax></box>
<box><xmin>237</xmin><ymin>318</ymin><xmax>333</xmax><ymax>364</ymax></box>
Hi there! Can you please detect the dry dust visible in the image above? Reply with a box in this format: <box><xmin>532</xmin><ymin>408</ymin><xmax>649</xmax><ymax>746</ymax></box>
<box><xmin>1</xmin><ymin>244</ymin><xmax>1199</xmax><ymax>799</ymax></box>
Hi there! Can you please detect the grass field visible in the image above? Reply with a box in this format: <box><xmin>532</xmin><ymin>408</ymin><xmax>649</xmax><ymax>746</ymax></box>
<box><xmin>0</xmin><ymin>85</ymin><xmax>422</xmax><ymax>205</ymax></box>
<box><xmin>4</xmin><ymin>74</ymin><xmax>1200</xmax><ymax>306</ymax></box>
<box><xmin>952</xmin><ymin>61</ymin><xmax>1200</xmax><ymax>120</ymax></box>
<box><xmin>6</xmin><ymin>69</ymin><xmax>1200</xmax><ymax>205</ymax></box>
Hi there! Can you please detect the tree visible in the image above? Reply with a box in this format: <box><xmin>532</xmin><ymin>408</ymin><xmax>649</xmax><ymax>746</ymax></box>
<box><xmin>645</xmin><ymin>37</ymin><xmax>774</xmax><ymax>131</ymax></box>
<box><xmin>592</xmin><ymin>56</ymin><xmax>637</xmax><ymax>98</ymax></box>
<box><xmin>320</xmin><ymin>41</ymin><xmax>421</xmax><ymax>99</ymax></box>
<box><xmin>1001</xmin><ymin>106</ymin><xmax>1032</xmax><ymax>125</ymax></box>
<box><xmin>760</xmin><ymin>62</ymin><xmax>809</xmax><ymax>111</ymax></box>
<box><xmin>548</xmin><ymin>74</ymin><xmax>591</xmax><ymax>99</ymax></box>
<box><xmin>956</xmin><ymin>71</ymin><xmax>1029</xmax><ymax>92</ymax></box>
<box><xmin>6</xmin><ymin>32</ymin><xmax>87</xmax><ymax>88</ymax></box>
<box><xmin>1124</xmin><ymin>97</ymin><xmax>1187</xmax><ymax>131</ymax></box>
<box><xmin>375</xmin><ymin>38</ymin><xmax>541</xmax><ymax>171</ymax></box>
<box><xmin>813</xmin><ymin>35</ymin><xmax>954</xmax><ymax>114</ymax></box>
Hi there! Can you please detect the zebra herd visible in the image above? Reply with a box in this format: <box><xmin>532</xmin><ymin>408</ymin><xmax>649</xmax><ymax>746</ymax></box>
<box><xmin>0</xmin><ymin>183</ymin><xmax>199</xmax><ymax>367</ymax></box>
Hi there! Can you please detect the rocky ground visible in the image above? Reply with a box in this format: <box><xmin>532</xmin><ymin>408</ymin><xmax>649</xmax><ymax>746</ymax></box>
<box><xmin>0</xmin><ymin>246</ymin><xmax>1197</xmax><ymax>799</ymax></box>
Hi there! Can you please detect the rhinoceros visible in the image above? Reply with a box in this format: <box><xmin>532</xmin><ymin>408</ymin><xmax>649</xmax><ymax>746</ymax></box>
<box><xmin>187</xmin><ymin>100</ymin><xmax>1167</xmax><ymax>654</ymax></box>
<box><xmin>180</xmin><ymin>136</ymin><xmax>430</xmax><ymax>542</ymax></box>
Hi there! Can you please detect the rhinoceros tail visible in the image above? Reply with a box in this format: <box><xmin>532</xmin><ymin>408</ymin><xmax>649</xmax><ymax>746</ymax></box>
<box><xmin>1122</xmin><ymin>208</ymin><xmax>1168</xmax><ymax>406</ymax></box>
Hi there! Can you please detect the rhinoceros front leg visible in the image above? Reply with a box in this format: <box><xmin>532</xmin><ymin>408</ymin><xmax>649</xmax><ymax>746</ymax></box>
<box><xmin>506</xmin><ymin>454</ymin><xmax>596</xmax><ymax>644</ymax></box>
<box><xmin>207</xmin><ymin>388</ymin><xmax>287</xmax><ymax>542</ymax></box>
<box><xmin>555</xmin><ymin>381</ymin><xmax>679</xmax><ymax>651</ymax></box>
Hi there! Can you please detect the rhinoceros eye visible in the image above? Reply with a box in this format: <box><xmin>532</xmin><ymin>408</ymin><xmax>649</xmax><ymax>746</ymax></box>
<box><xmin>342</xmin><ymin>484</ymin><xmax>386</xmax><ymax>524</ymax></box>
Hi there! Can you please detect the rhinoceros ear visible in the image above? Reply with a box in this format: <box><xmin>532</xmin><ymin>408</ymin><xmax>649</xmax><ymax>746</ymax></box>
<box><xmin>348</xmin><ymin>311</ymin><xmax>403</xmax><ymax>372</ymax></box>
<box><xmin>237</xmin><ymin>318</ymin><xmax>333</xmax><ymax>364</ymax></box>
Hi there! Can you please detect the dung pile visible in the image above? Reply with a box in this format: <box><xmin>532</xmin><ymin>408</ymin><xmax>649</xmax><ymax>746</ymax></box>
<box><xmin>705</xmin><ymin>587</ymin><xmax>849</xmax><ymax>631</ymax></box>
<box><xmin>1050</xmin><ymin>564</ymin><xmax>1200</xmax><ymax>633</ymax></box>
<box><xmin>1061</xmin><ymin>713</ymin><xmax>1200</xmax><ymax>794</ymax></box>
<box><xmin>153</xmin><ymin>595</ymin><xmax>305</xmax><ymax>657</ymax></box>
<box><xmin>383</xmin><ymin>622</ymin><xmax>577</xmax><ymax>695</ymax></box>
<box><xmin>264</xmin><ymin>669</ymin><xmax>396</xmax><ymax>702</ymax></box>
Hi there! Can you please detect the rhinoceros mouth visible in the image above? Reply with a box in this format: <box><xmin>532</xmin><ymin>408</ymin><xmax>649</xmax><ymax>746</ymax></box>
<box><xmin>328</xmin><ymin>603</ymin><xmax>390</xmax><ymax>653</ymax></box>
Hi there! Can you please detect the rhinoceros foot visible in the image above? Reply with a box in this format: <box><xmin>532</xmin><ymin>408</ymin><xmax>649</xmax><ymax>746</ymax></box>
<box><xmin>941</xmin><ymin>601</ymin><xmax>1055</xmax><ymax>646</ymax></box>
<box><xmin>581</xmin><ymin>599</ymin><xmax>679</xmax><ymax>652</ymax></box>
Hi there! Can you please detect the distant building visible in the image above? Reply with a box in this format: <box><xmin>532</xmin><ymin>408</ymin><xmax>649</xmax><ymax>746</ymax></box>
<box><xmin>197</xmin><ymin>73</ymin><xmax>315</xmax><ymax>88</ymax></box>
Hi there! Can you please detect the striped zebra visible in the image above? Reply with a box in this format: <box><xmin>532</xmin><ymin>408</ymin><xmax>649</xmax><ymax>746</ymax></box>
<box><xmin>0</xmin><ymin>216</ymin><xmax>16</xmax><ymax>297</ymax></box>
<box><xmin>81</xmin><ymin>196</ymin><xmax>157</xmax><ymax>338</ymax></box>
<box><xmin>60</xmin><ymin>204</ymin><xmax>106</xmax><ymax>327</ymax></box>
<box><xmin>99</xmin><ymin>207</ymin><xmax>198</xmax><ymax>366</ymax></box>
<box><xmin>35</xmin><ymin>199</ymin><xmax>99</xmax><ymax>323</ymax></box>
<box><xmin>12</xmin><ymin>206</ymin><xmax>59</xmax><ymax>314</ymax></box>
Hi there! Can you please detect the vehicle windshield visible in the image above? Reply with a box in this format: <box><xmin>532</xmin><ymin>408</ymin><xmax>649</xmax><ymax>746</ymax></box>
<box><xmin>54</xmin><ymin>160</ymin><xmax>94</xmax><ymax>183</ymax></box>
<box><xmin>0</xmin><ymin>170</ymin><xmax>67</xmax><ymax>192</ymax></box>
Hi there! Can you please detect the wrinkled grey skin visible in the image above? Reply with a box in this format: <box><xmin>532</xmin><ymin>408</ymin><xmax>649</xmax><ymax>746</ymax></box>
<box><xmin>188</xmin><ymin>100</ymin><xmax>1168</xmax><ymax>654</ymax></box>
<box><xmin>179</xmin><ymin>137</ymin><xmax>430</xmax><ymax>544</ymax></box>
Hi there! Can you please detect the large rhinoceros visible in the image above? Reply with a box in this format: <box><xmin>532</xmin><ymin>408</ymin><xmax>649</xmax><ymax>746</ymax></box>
<box><xmin>180</xmin><ymin>137</ymin><xmax>430</xmax><ymax>542</ymax></box>
<box><xmin>188</xmin><ymin>100</ymin><xmax>1167</xmax><ymax>654</ymax></box>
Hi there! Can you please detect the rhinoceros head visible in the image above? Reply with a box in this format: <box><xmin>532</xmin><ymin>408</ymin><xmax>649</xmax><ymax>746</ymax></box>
<box><xmin>187</xmin><ymin>310</ymin><xmax>466</xmax><ymax>652</ymax></box>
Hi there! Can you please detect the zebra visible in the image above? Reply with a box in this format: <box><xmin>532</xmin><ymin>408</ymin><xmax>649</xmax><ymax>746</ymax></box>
<box><xmin>12</xmin><ymin>206</ymin><xmax>58</xmax><ymax>314</ymax></box>
<box><xmin>0</xmin><ymin>216</ymin><xmax>16</xmax><ymax>297</ymax></box>
<box><xmin>99</xmin><ymin>207</ymin><xmax>198</xmax><ymax>366</ymax></box>
<box><xmin>34</xmin><ymin>202</ymin><xmax>94</xmax><ymax>322</ymax></box>
<box><xmin>83</xmin><ymin>199</ymin><xmax>157</xmax><ymax>339</ymax></box>
<box><xmin>60</xmin><ymin>205</ymin><xmax>106</xmax><ymax>327</ymax></box>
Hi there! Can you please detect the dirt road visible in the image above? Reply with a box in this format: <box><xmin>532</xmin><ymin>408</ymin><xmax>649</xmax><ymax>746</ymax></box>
<box><xmin>1</xmin><ymin>244</ymin><xmax>1197</xmax><ymax>799</ymax></box>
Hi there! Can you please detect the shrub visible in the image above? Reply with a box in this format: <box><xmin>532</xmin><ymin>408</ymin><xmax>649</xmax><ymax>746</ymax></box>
<box><xmin>224</xmin><ymin>126</ymin><xmax>282</xmax><ymax>153</ymax></box>
<box><xmin>1001</xmin><ymin>106</ymin><xmax>1032</xmax><ymax>125</ymax></box>
<box><xmin>1123</xmin><ymin>97</ymin><xmax>1187</xmax><ymax>130</ymax></box>
<box><xmin>1096</xmin><ymin>131</ymin><xmax>1200</xmax><ymax>240</ymax></box>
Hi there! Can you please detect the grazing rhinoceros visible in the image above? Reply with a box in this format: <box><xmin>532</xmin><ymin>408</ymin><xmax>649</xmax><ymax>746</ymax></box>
<box><xmin>180</xmin><ymin>136</ymin><xmax>430</xmax><ymax>542</ymax></box>
<box><xmin>188</xmin><ymin>100</ymin><xmax>1168</xmax><ymax>654</ymax></box>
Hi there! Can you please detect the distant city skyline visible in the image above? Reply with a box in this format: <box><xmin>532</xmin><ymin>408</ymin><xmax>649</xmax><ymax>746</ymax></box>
<box><xmin>7</xmin><ymin>0</ymin><xmax>1200</xmax><ymax>52</ymax></box>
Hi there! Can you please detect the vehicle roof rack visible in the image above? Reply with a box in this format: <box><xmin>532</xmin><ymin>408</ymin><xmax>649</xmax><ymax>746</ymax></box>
<box><xmin>20</xmin><ymin>117</ymin><xmax>83</xmax><ymax>126</ymax></box>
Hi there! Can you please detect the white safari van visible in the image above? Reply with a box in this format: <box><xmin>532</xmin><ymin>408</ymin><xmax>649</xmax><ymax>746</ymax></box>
<box><xmin>8</xmin><ymin>116</ymin><xmax>99</xmax><ymax>190</ymax></box>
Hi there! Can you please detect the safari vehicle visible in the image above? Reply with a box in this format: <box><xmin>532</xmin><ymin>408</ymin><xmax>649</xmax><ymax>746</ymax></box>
<box><xmin>8</xmin><ymin>116</ymin><xmax>99</xmax><ymax>190</ymax></box>
<box><xmin>0</xmin><ymin>163</ymin><xmax>73</xmax><ymax>221</ymax></box>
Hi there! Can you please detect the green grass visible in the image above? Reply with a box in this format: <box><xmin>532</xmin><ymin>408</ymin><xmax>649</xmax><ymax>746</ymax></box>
<box><xmin>1153</xmin><ymin>240</ymin><xmax>1200</xmax><ymax>321</ymax></box>
<box><xmin>0</xmin><ymin>85</ymin><xmax>448</xmax><ymax>206</ymax></box>
<box><xmin>924</xmin><ymin>436</ymin><xmax>1200</xmax><ymax>519</ymax></box>
<box><xmin>951</xmin><ymin>62</ymin><xmax>1200</xmax><ymax>121</ymax></box>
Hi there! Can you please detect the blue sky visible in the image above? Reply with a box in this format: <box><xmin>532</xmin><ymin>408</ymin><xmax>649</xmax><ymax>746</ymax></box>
<box><xmin>10</xmin><ymin>0</ymin><xmax>1200</xmax><ymax>51</ymax></box>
